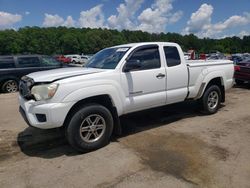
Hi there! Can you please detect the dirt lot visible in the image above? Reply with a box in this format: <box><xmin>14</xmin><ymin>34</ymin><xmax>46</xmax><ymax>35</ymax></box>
<box><xmin>0</xmin><ymin>86</ymin><xmax>250</xmax><ymax>188</ymax></box>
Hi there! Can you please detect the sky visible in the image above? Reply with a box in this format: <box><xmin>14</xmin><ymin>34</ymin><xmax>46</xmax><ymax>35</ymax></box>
<box><xmin>0</xmin><ymin>0</ymin><xmax>249</xmax><ymax>38</ymax></box>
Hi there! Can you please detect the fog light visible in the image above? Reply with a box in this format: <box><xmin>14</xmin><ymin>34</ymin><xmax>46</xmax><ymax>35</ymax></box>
<box><xmin>36</xmin><ymin>114</ymin><xmax>46</xmax><ymax>122</ymax></box>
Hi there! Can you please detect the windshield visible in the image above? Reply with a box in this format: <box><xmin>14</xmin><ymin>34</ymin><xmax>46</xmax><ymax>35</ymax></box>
<box><xmin>85</xmin><ymin>47</ymin><xmax>130</xmax><ymax>69</ymax></box>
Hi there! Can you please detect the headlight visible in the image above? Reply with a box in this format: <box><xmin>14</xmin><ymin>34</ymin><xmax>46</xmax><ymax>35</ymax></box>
<box><xmin>31</xmin><ymin>83</ymin><xmax>59</xmax><ymax>101</ymax></box>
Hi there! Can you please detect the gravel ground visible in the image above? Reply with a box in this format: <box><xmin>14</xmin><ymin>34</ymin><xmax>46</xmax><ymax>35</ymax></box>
<box><xmin>0</xmin><ymin>85</ymin><xmax>250</xmax><ymax>188</ymax></box>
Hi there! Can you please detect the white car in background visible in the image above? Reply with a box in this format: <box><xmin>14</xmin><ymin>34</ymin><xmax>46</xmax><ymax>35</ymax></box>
<box><xmin>80</xmin><ymin>55</ymin><xmax>91</xmax><ymax>65</ymax></box>
<box><xmin>65</xmin><ymin>54</ymin><xmax>91</xmax><ymax>65</ymax></box>
<box><xmin>65</xmin><ymin>54</ymin><xmax>82</xmax><ymax>64</ymax></box>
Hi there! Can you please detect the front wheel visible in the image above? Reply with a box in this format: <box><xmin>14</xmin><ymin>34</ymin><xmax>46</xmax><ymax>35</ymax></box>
<box><xmin>200</xmin><ymin>85</ymin><xmax>222</xmax><ymax>115</ymax></box>
<box><xmin>2</xmin><ymin>79</ymin><xmax>18</xmax><ymax>93</ymax></box>
<box><xmin>66</xmin><ymin>104</ymin><xmax>114</xmax><ymax>152</ymax></box>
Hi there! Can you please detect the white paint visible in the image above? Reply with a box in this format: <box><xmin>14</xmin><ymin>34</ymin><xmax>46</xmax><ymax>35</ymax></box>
<box><xmin>19</xmin><ymin>42</ymin><xmax>234</xmax><ymax>129</ymax></box>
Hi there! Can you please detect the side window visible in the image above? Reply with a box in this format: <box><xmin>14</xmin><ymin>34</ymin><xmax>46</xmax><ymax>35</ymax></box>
<box><xmin>126</xmin><ymin>47</ymin><xmax>160</xmax><ymax>71</ymax></box>
<box><xmin>164</xmin><ymin>46</ymin><xmax>181</xmax><ymax>67</ymax></box>
<box><xmin>40</xmin><ymin>57</ymin><xmax>61</xmax><ymax>66</ymax></box>
<box><xmin>17</xmin><ymin>57</ymin><xmax>40</xmax><ymax>67</ymax></box>
<box><xmin>0</xmin><ymin>57</ymin><xmax>15</xmax><ymax>68</ymax></box>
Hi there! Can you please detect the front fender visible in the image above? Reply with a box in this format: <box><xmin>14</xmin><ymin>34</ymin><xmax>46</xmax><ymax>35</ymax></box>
<box><xmin>62</xmin><ymin>84</ymin><xmax>124</xmax><ymax>116</ymax></box>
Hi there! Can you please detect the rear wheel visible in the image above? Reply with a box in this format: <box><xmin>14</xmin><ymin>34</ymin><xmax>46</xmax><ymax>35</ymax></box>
<box><xmin>2</xmin><ymin>79</ymin><xmax>18</xmax><ymax>93</ymax></box>
<box><xmin>200</xmin><ymin>85</ymin><xmax>221</xmax><ymax>114</ymax></box>
<box><xmin>66</xmin><ymin>104</ymin><xmax>114</xmax><ymax>152</ymax></box>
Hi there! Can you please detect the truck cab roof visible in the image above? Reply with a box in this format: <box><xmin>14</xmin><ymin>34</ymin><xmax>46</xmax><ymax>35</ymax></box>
<box><xmin>113</xmin><ymin>42</ymin><xmax>179</xmax><ymax>48</ymax></box>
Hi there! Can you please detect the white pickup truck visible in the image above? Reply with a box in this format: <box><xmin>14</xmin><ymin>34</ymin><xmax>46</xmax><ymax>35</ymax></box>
<box><xmin>19</xmin><ymin>42</ymin><xmax>234</xmax><ymax>152</ymax></box>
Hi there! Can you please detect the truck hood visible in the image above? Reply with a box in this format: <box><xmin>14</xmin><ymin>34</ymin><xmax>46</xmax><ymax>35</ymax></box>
<box><xmin>27</xmin><ymin>67</ymin><xmax>106</xmax><ymax>82</ymax></box>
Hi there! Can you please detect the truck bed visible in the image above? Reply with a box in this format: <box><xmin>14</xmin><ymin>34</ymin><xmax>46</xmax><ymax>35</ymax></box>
<box><xmin>186</xmin><ymin>59</ymin><xmax>232</xmax><ymax>67</ymax></box>
<box><xmin>186</xmin><ymin>59</ymin><xmax>234</xmax><ymax>99</ymax></box>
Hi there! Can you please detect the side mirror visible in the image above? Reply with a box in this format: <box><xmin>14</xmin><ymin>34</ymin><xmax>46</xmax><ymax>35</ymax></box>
<box><xmin>123</xmin><ymin>60</ymin><xmax>141</xmax><ymax>72</ymax></box>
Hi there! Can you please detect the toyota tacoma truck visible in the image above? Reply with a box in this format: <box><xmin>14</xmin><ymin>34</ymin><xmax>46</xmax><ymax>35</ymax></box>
<box><xmin>19</xmin><ymin>42</ymin><xmax>234</xmax><ymax>152</ymax></box>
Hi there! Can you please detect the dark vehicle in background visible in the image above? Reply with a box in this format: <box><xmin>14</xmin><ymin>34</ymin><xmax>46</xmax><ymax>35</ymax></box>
<box><xmin>207</xmin><ymin>53</ymin><xmax>226</xmax><ymax>60</ymax></box>
<box><xmin>55</xmin><ymin>55</ymin><xmax>71</xmax><ymax>63</ymax></box>
<box><xmin>234</xmin><ymin>58</ymin><xmax>250</xmax><ymax>85</ymax></box>
<box><xmin>232</xmin><ymin>55</ymin><xmax>243</xmax><ymax>64</ymax></box>
<box><xmin>0</xmin><ymin>55</ymin><xmax>64</xmax><ymax>93</ymax></box>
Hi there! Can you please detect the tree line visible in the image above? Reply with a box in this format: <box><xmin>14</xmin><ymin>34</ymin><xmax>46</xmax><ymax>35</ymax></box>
<box><xmin>0</xmin><ymin>26</ymin><xmax>249</xmax><ymax>55</ymax></box>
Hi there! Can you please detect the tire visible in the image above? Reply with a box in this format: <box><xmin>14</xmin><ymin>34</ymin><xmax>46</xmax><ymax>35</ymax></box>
<box><xmin>200</xmin><ymin>85</ymin><xmax>222</xmax><ymax>115</ymax></box>
<box><xmin>235</xmin><ymin>79</ymin><xmax>244</xmax><ymax>85</ymax></box>
<box><xmin>2</xmin><ymin>79</ymin><xmax>18</xmax><ymax>93</ymax></box>
<box><xmin>72</xmin><ymin>60</ymin><xmax>76</xmax><ymax>64</ymax></box>
<box><xmin>66</xmin><ymin>104</ymin><xmax>114</xmax><ymax>152</ymax></box>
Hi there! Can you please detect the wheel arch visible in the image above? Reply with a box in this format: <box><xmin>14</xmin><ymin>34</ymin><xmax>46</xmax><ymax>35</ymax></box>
<box><xmin>0</xmin><ymin>75</ymin><xmax>19</xmax><ymax>84</ymax></box>
<box><xmin>202</xmin><ymin>77</ymin><xmax>225</xmax><ymax>102</ymax></box>
<box><xmin>63</xmin><ymin>94</ymin><xmax>122</xmax><ymax>135</ymax></box>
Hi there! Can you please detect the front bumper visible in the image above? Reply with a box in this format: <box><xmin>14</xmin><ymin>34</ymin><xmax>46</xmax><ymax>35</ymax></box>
<box><xmin>19</xmin><ymin>95</ymin><xmax>74</xmax><ymax>129</ymax></box>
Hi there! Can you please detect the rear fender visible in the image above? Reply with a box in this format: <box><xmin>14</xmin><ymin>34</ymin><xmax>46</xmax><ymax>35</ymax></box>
<box><xmin>198</xmin><ymin>71</ymin><xmax>225</xmax><ymax>99</ymax></box>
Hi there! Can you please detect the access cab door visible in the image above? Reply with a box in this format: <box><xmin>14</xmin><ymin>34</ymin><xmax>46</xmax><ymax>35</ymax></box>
<box><xmin>163</xmin><ymin>46</ymin><xmax>188</xmax><ymax>104</ymax></box>
<box><xmin>121</xmin><ymin>45</ymin><xmax>167</xmax><ymax>113</ymax></box>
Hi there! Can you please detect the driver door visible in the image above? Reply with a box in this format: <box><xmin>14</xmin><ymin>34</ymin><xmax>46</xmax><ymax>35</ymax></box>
<box><xmin>121</xmin><ymin>45</ymin><xmax>167</xmax><ymax>113</ymax></box>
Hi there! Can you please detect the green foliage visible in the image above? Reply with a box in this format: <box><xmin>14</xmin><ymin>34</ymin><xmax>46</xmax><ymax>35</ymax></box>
<box><xmin>0</xmin><ymin>26</ymin><xmax>249</xmax><ymax>55</ymax></box>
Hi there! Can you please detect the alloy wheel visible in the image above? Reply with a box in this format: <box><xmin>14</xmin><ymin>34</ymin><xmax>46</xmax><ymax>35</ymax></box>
<box><xmin>5</xmin><ymin>80</ymin><xmax>18</xmax><ymax>93</ymax></box>
<box><xmin>207</xmin><ymin>91</ymin><xmax>219</xmax><ymax>110</ymax></box>
<box><xmin>79</xmin><ymin>114</ymin><xmax>106</xmax><ymax>143</ymax></box>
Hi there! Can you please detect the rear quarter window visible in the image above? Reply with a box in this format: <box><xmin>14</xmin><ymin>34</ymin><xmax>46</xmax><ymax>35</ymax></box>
<box><xmin>0</xmin><ymin>57</ymin><xmax>15</xmax><ymax>69</ymax></box>
<box><xmin>17</xmin><ymin>57</ymin><xmax>40</xmax><ymax>67</ymax></box>
<box><xmin>164</xmin><ymin>46</ymin><xmax>181</xmax><ymax>67</ymax></box>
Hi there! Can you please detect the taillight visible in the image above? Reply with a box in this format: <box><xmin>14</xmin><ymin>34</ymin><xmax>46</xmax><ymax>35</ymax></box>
<box><xmin>234</xmin><ymin>65</ymin><xmax>240</xmax><ymax>71</ymax></box>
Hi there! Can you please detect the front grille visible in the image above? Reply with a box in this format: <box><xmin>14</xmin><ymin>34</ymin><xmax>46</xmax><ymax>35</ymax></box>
<box><xmin>19</xmin><ymin>76</ymin><xmax>35</xmax><ymax>100</ymax></box>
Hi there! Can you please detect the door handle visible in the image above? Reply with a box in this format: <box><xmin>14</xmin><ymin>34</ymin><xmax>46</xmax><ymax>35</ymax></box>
<box><xmin>156</xmin><ymin>73</ymin><xmax>165</xmax><ymax>79</ymax></box>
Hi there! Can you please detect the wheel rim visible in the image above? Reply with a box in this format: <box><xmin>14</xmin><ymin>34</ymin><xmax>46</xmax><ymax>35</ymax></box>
<box><xmin>207</xmin><ymin>91</ymin><xmax>219</xmax><ymax>110</ymax></box>
<box><xmin>79</xmin><ymin>114</ymin><xmax>106</xmax><ymax>143</ymax></box>
<box><xmin>5</xmin><ymin>80</ymin><xmax>18</xmax><ymax>93</ymax></box>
